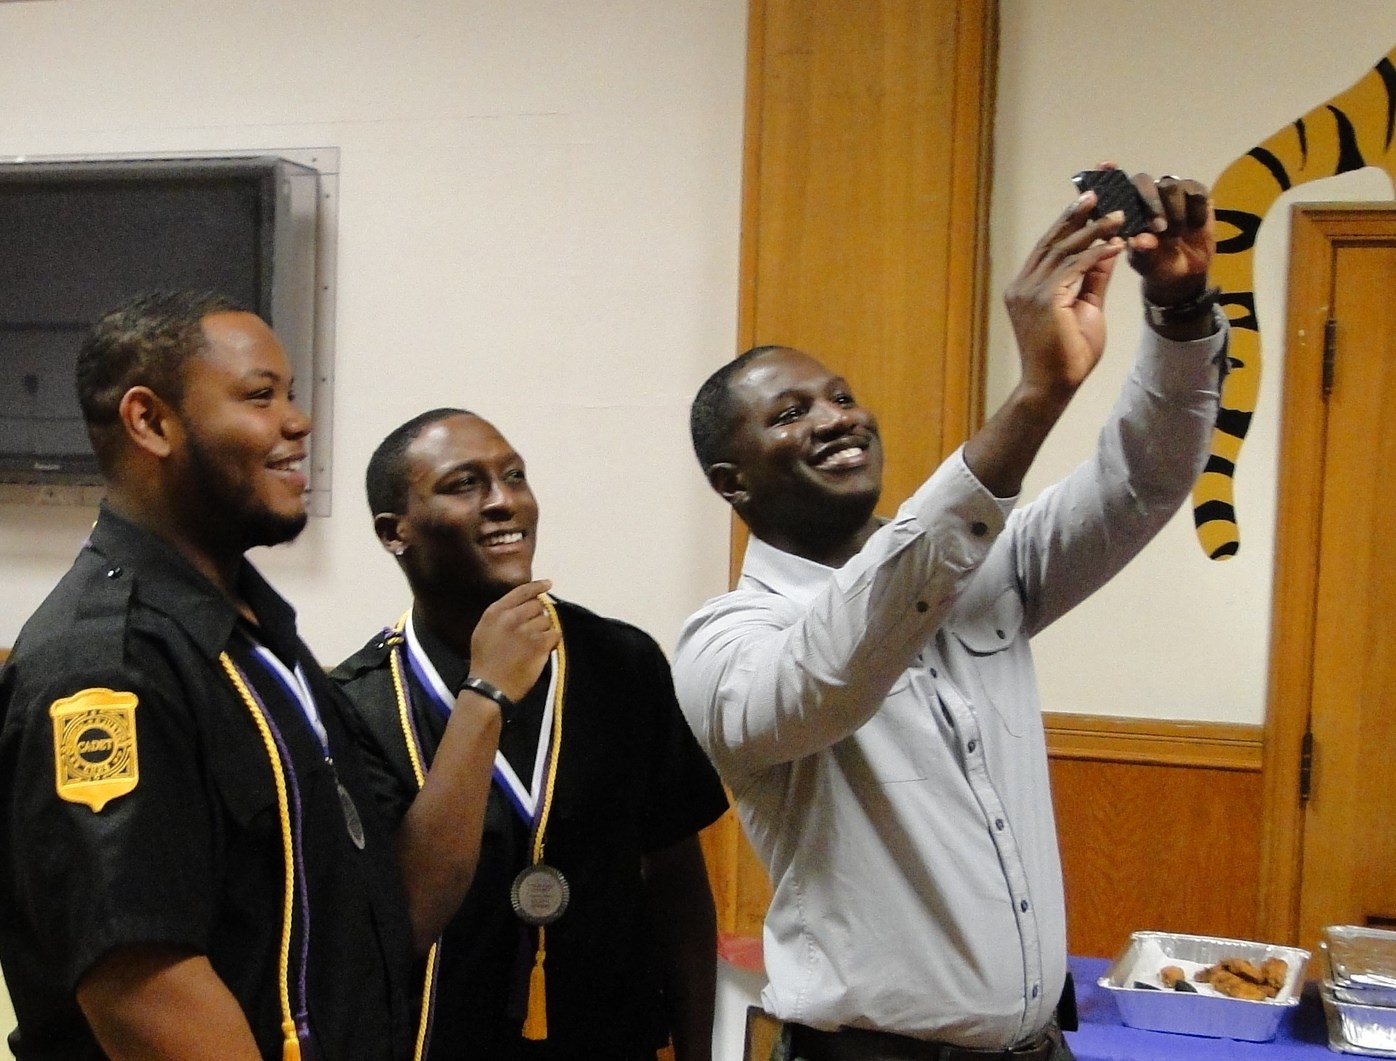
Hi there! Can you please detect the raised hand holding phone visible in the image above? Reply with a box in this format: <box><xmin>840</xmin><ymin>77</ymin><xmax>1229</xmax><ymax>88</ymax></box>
<box><xmin>1072</xmin><ymin>167</ymin><xmax>1153</xmax><ymax>237</ymax></box>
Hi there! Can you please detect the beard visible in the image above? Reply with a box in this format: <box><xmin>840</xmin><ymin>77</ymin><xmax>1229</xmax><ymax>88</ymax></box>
<box><xmin>184</xmin><ymin>429</ymin><xmax>308</xmax><ymax>551</ymax></box>
<box><xmin>742</xmin><ymin>475</ymin><xmax>880</xmax><ymax>555</ymax></box>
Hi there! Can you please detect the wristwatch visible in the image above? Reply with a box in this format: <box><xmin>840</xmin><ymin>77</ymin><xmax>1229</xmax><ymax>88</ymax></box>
<box><xmin>458</xmin><ymin>675</ymin><xmax>519</xmax><ymax>723</ymax></box>
<box><xmin>1143</xmin><ymin>284</ymin><xmax>1221</xmax><ymax>329</ymax></box>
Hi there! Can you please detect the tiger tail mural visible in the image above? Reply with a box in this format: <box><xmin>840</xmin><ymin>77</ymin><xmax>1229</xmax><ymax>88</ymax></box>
<box><xmin>1195</xmin><ymin>43</ymin><xmax>1396</xmax><ymax>559</ymax></box>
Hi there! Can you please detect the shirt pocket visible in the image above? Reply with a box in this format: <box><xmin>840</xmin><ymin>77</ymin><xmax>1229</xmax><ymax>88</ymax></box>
<box><xmin>207</xmin><ymin>742</ymin><xmax>280</xmax><ymax>835</ymax></box>
<box><xmin>201</xmin><ymin>696</ymin><xmax>285</xmax><ymax>841</ymax></box>
<box><xmin>946</xmin><ymin>587</ymin><xmax>1029</xmax><ymax>736</ymax></box>
<box><xmin>947</xmin><ymin>585</ymin><xmax>1023</xmax><ymax>657</ymax></box>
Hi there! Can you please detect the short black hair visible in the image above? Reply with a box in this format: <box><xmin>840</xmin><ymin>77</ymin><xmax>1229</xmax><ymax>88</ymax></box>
<box><xmin>75</xmin><ymin>290</ymin><xmax>247</xmax><ymax>468</ymax></box>
<box><xmin>689</xmin><ymin>345</ymin><xmax>788</xmax><ymax>471</ymax></box>
<box><xmin>365</xmin><ymin>407</ymin><xmax>473</xmax><ymax>516</ymax></box>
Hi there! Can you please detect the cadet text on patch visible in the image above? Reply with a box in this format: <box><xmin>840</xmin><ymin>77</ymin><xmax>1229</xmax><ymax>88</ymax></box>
<box><xmin>49</xmin><ymin>689</ymin><xmax>140</xmax><ymax>812</ymax></box>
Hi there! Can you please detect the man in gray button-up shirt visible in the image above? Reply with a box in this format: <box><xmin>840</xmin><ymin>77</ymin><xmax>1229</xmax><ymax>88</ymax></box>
<box><xmin>674</xmin><ymin>173</ymin><xmax>1227</xmax><ymax>1058</ymax></box>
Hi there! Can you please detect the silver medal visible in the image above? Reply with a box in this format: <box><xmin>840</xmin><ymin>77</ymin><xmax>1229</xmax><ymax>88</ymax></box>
<box><xmin>510</xmin><ymin>863</ymin><xmax>570</xmax><ymax>925</ymax></box>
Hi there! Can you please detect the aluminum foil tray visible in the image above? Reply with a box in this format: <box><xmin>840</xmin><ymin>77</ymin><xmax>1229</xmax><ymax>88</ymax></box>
<box><xmin>1325</xmin><ymin>925</ymin><xmax>1396</xmax><ymax>1008</ymax></box>
<box><xmin>1098</xmin><ymin>930</ymin><xmax>1310</xmax><ymax>1041</ymax></box>
<box><xmin>1322</xmin><ymin>983</ymin><xmax>1396</xmax><ymax>1056</ymax></box>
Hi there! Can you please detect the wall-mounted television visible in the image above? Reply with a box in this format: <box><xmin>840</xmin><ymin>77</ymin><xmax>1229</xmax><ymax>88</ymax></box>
<box><xmin>0</xmin><ymin>155</ymin><xmax>321</xmax><ymax>497</ymax></box>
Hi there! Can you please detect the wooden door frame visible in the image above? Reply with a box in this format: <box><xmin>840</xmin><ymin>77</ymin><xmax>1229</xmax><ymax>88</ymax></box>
<box><xmin>1258</xmin><ymin>203</ymin><xmax>1396</xmax><ymax>942</ymax></box>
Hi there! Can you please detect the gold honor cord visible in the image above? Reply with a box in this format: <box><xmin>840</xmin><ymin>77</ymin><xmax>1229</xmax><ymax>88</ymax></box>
<box><xmin>218</xmin><ymin>653</ymin><xmax>303</xmax><ymax>1061</ymax></box>
<box><xmin>522</xmin><ymin>594</ymin><xmax>567</xmax><ymax>1041</ymax></box>
<box><xmin>387</xmin><ymin>616</ymin><xmax>439</xmax><ymax>1061</ymax></box>
<box><xmin>388</xmin><ymin>596</ymin><xmax>568</xmax><ymax>1044</ymax></box>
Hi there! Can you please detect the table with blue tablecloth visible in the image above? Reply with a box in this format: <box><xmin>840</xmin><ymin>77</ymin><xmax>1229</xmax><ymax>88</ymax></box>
<box><xmin>1066</xmin><ymin>955</ymin><xmax>1333</xmax><ymax>1060</ymax></box>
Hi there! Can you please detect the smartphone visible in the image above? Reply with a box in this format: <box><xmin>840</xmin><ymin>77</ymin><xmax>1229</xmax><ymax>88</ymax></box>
<box><xmin>1071</xmin><ymin>168</ymin><xmax>1153</xmax><ymax>237</ymax></box>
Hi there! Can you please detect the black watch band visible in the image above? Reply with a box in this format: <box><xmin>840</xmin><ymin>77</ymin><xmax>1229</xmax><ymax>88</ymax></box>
<box><xmin>458</xmin><ymin>676</ymin><xmax>518</xmax><ymax>723</ymax></box>
<box><xmin>1143</xmin><ymin>284</ymin><xmax>1221</xmax><ymax>329</ymax></box>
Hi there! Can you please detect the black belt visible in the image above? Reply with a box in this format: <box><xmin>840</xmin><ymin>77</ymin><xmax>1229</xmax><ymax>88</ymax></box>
<box><xmin>786</xmin><ymin>1022</ymin><xmax>1059</xmax><ymax>1061</ymax></box>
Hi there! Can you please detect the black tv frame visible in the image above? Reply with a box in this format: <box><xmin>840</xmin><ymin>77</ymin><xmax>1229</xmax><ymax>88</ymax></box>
<box><xmin>0</xmin><ymin>155</ymin><xmax>320</xmax><ymax>493</ymax></box>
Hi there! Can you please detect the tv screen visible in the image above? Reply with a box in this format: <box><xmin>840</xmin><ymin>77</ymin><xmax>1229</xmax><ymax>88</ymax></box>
<box><xmin>0</xmin><ymin>156</ymin><xmax>318</xmax><ymax>486</ymax></box>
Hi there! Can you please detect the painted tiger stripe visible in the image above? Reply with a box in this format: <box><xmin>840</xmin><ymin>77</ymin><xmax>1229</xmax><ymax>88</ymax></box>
<box><xmin>1192</xmin><ymin>43</ymin><xmax>1396</xmax><ymax>559</ymax></box>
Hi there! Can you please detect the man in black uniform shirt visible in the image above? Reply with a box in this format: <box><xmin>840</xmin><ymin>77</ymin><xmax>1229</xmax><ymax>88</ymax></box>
<box><xmin>332</xmin><ymin>408</ymin><xmax>729</xmax><ymax>1060</ymax></box>
<box><xmin>0</xmin><ymin>293</ymin><xmax>556</xmax><ymax>1059</ymax></box>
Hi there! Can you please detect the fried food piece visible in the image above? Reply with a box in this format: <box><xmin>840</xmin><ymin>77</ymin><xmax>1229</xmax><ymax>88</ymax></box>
<box><xmin>1260</xmin><ymin>957</ymin><xmax>1289</xmax><ymax>996</ymax></box>
<box><xmin>1159</xmin><ymin>965</ymin><xmax>1187</xmax><ymax>989</ymax></box>
<box><xmin>1220</xmin><ymin>958</ymin><xmax>1266</xmax><ymax>984</ymax></box>
<box><xmin>1208</xmin><ymin>969</ymin><xmax>1269</xmax><ymax>1001</ymax></box>
<box><xmin>1192</xmin><ymin>956</ymin><xmax>1288</xmax><ymax>999</ymax></box>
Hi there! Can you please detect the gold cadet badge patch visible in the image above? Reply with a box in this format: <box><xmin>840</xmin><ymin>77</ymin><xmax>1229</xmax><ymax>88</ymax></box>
<box><xmin>49</xmin><ymin>688</ymin><xmax>140</xmax><ymax>812</ymax></box>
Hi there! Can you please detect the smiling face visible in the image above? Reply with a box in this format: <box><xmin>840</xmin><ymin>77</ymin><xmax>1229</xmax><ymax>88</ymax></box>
<box><xmin>384</xmin><ymin>413</ymin><xmax>538</xmax><ymax>604</ymax></box>
<box><xmin>714</xmin><ymin>347</ymin><xmax>883</xmax><ymax>562</ymax></box>
<box><xmin>173</xmin><ymin>311</ymin><xmax>311</xmax><ymax>551</ymax></box>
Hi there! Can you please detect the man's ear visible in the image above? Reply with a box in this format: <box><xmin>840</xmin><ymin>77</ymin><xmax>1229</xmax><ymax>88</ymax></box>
<box><xmin>117</xmin><ymin>386</ymin><xmax>178</xmax><ymax>459</ymax></box>
<box><xmin>705</xmin><ymin>462</ymin><xmax>747</xmax><ymax>510</ymax></box>
<box><xmin>373</xmin><ymin>512</ymin><xmax>408</xmax><ymax>558</ymax></box>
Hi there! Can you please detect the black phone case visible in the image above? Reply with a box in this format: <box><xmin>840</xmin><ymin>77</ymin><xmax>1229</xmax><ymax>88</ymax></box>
<box><xmin>1072</xmin><ymin>169</ymin><xmax>1152</xmax><ymax>237</ymax></box>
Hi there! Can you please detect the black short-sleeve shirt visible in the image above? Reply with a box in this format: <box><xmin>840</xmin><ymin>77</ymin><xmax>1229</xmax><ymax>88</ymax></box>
<box><xmin>0</xmin><ymin>508</ymin><xmax>416</xmax><ymax>1059</ymax></box>
<box><xmin>333</xmin><ymin>598</ymin><xmax>729</xmax><ymax>1061</ymax></box>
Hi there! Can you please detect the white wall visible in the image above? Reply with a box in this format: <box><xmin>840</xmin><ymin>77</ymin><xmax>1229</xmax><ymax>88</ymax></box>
<box><xmin>6</xmin><ymin>2</ymin><xmax>1396</xmax><ymax>1057</ymax></box>
<box><xmin>0</xmin><ymin>0</ymin><xmax>746</xmax><ymax>666</ymax></box>
<box><xmin>991</xmin><ymin>0</ymin><xmax>1396</xmax><ymax>724</ymax></box>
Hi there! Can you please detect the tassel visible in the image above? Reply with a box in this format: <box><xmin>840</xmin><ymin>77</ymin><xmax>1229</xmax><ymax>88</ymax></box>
<box><xmin>521</xmin><ymin>937</ymin><xmax>549</xmax><ymax>1040</ymax></box>
<box><xmin>283</xmin><ymin>1034</ymin><xmax>302</xmax><ymax>1061</ymax></box>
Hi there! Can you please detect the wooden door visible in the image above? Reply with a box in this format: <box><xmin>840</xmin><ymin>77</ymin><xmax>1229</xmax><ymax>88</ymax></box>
<box><xmin>1261</xmin><ymin>206</ymin><xmax>1396</xmax><ymax>949</ymax></box>
<box><xmin>1298</xmin><ymin>235</ymin><xmax>1396</xmax><ymax>940</ymax></box>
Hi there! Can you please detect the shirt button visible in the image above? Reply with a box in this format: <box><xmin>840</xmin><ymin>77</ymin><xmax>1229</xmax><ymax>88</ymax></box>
<box><xmin>929</xmin><ymin>668</ymin><xmax>938</xmax><ymax>678</ymax></box>
<box><xmin>1032</xmin><ymin>984</ymin><xmax>1040</xmax><ymax>999</ymax></box>
<box><xmin>971</xmin><ymin>521</ymin><xmax>988</xmax><ymax>537</ymax></box>
<box><xmin>916</xmin><ymin>601</ymin><xmax>929</xmax><ymax>613</ymax></box>
<box><xmin>106</xmin><ymin>566</ymin><xmax>122</xmax><ymax>578</ymax></box>
<box><xmin>1021</xmin><ymin>899</ymin><xmax>1030</xmax><ymax>912</ymax></box>
<box><xmin>995</xmin><ymin>629</ymin><xmax>1006</xmax><ymax>639</ymax></box>
<box><xmin>967</xmin><ymin>740</ymin><xmax>977</xmax><ymax>753</ymax></box>
<box><xmin>995</xmin><ymin>818</ymin><xmax>1004</xmax><ymax>830</ymax></box>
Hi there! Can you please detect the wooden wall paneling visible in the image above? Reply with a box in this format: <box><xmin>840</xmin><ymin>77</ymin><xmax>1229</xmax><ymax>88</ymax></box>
<box><xmin>1046</xmin><ymin>714</ymin><xmax>1266</xmax><ymax>959</ymax></box>
<box><xmin>1045</xmin><ymin>713</ymin><xmax>1265</xmax><ymax>771</ymax></box>
<box><xmin>1049</xmin><ymin>757</ymin><xmax>1264</xmax><ymax>959</ymax></box>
